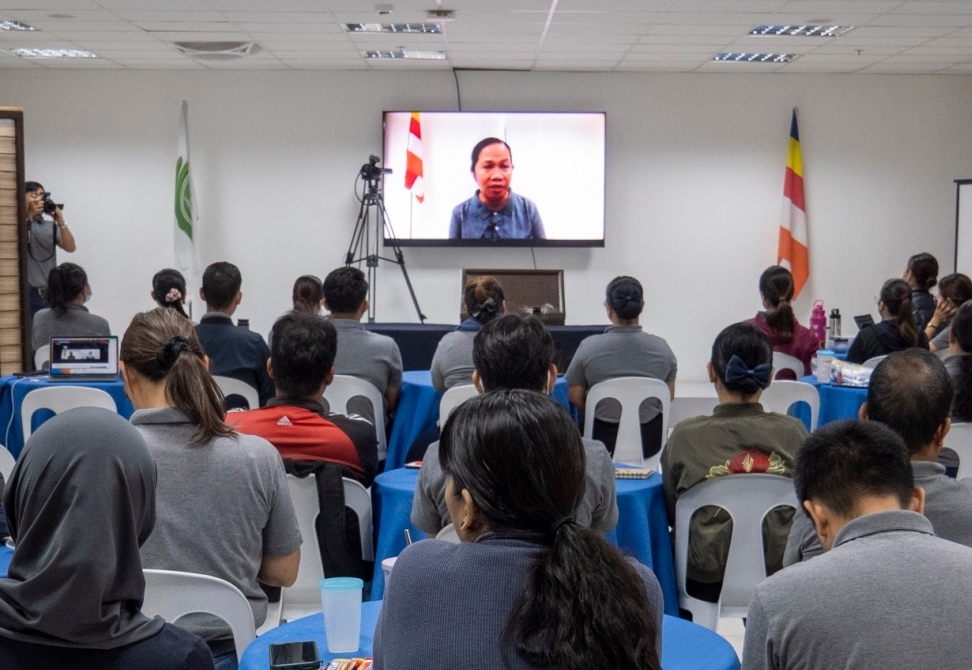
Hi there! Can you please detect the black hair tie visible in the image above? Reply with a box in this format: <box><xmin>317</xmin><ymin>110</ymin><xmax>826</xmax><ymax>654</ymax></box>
<box><xmin>156</xmin><ymin>335</ymin><xmax>189</xmax><ymax>373</ymax></box>
<box><xmin>550</xmin><ymin>517</ymin><xmax>575</xmax><ymax>536</ymax></box>
<box><xmin>471</xmin><ymin>297</ymin><xmax>498</xmax><ymax>319</ymax></box>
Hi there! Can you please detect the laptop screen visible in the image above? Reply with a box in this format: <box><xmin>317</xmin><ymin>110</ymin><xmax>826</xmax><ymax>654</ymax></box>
<box><xmin>49</xmin><ymin>336</ymin><xmax>119</xmax><ymax>377</ymax></box>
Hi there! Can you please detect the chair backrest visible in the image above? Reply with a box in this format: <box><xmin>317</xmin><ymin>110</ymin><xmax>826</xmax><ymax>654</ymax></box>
<box><xmin>759</xmin><ymin>380</ymin><xmax>820</xmax><ymax>431</ymax></box>
<box><xmin>435</xmin><ymin>523</ymin><xmax>461</xmax><ymax>544</ymax></box>
<box><xmin>583</xmin><ymin>377</ymin><xmax>671</xmax><ymax>469</ymax></box>
<box><xmin>213</xmin><ymin>375</ymin><xmax>259</xmax><ymax>411</ymax></box>
<box><xmin>0</xmin><ymin>444</ymin><xmax>14</xmax><ymax>481</ymax></box>
<box><xmin>324</xmin><ymin>375</ymin><xmax>387</xmax><ymax>460</ymax></box>
<box><xmin>438</xmin><ymin>384</ymin><xmax>478</xmax><ymax>428</ymax></box>
<box><xmin>33</xmin><ymin>347</ymin><xmax>49</xmax><ymax>371</ymax></box>
<box><xmin>945</xmin><ymin>422</ymin><xmax>972</xmax><ymax>481</ymax></box>
<box><xmin>674</xmin><ymin>474</ymin><xmax>798</xmax><ymax>631</ymax></box>
<box><xmin>141</xmin><ymin>569</ymin><xmax>255</xmax><ymax>660</ymax></box>
<box><xmin>862</xmin><ymin>355</ymin><xmax>887</xmax><ymax>369</ymax></box>
<box><xmin>772</xmin><ymin>352</ymin><xmax>804</xmax><ymax>380</ymax></box>
<box><xmin>21</xmin><ymin>386</ymin><xmax>117</xmax><ymax>441</ymax></box>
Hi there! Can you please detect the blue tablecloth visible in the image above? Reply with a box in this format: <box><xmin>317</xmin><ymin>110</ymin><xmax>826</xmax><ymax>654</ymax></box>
<box><xmin>0</xmin><ymin>545</ymin><xmax>12</xmax><ymax>577</ymax></box>
<box><xmin>369</xmin><ymin>467</ymin><xmax>679</xmax><ymax>616</ymax></box>
<box><xmin>799</xmin><ymin>375</ymin><xmax>868</xmax><ymax>426</ymax></box>
<box><xmin>239</xmin><ymin>605</ymin><xmax>738</xmax><ymax>670</ymax></box>
<box><xmin>0</xmin><ymin>374</ymin><xmax>134</xmax><ymax>458</ymax></box>
<box><xmin>385</xmin><ymin>370</ymin><xmax>571</xmax><ymax>471</ymax></box>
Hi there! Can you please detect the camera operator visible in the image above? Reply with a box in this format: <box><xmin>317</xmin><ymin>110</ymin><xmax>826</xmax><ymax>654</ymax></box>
<box><xmin>24</xmin><ymin>181</ymin><xmax>76</xmax><ymax>321</ymax></box>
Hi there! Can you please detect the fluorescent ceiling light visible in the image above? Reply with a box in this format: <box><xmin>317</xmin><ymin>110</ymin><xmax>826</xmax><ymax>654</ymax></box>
<box><xmin>713</xmin><ymin>52</ymin><xmax>795</xmax><ymax>63</ymax></box>
<box><xmin>345</xmin><ymin>23</ymin><xmax>440</xmax><ymax>34</ymax></box>
<box><xmin>8</xmin><ymin>48</ymin><xmax>97</xmax><ymax>58</ymax></box>
<box><xmin>0</xmin><ymin>21</ymin><xmax>35</xmax><ymax>31</ymax></box>
<box><xmin>751</xmin><ymin>25</ymin><xmax>853</xmax><ymax>37</ymax></box>
<box><xmin>365</xmin><ymin>50</ymin><xmax>446</xmax><ymax>60</ymax></box>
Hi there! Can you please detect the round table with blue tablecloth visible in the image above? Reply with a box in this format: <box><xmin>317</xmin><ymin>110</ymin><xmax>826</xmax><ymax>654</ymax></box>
<box><xmin>799</xmin><ymin>375</ymin><xmax>868</xmax><ymax>425</ymax></box>
<box><xmin>369</xmin><ymin>467</ymin><xmax>679</xmax><ymax>615</ymax></box>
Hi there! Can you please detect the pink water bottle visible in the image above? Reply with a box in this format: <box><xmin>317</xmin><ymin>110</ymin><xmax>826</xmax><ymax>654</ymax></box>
<box><xmin>810</xmin><ymin>300</ymin><xmax>827</xmax><ymax>348</ymax></box>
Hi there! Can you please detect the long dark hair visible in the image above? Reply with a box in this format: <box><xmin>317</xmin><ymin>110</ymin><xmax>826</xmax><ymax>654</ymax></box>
<box><xmin>440</xmin><ymin>391</ymin><xmax>660</xmax><ymax>670</ymax></box>
<box><xmin>759</xmin><ymin>266</ymin><xmax>795</xmax><ymax>343</ymax></box>
<box><xmin>464</xmin><ymin>275</ymin><xmax>505</xmax><ymax>325</ymax></box>
<box><xmin>292</xmin><ymin>274</ymin><xmax>323</xmax><ymax>313</ymax></box>
<box><xmin>152</xmin><ymin>268</ymin><xmax>189</xmax><ymax>319</ymax></box>
<box><xmin>46</xmin><ymin>262</ymin><xmax>87</xmax><ymax>315</ymax></box>
<box><xmin>606</xmin><ymin>276</ymin><xmax>644</xmax><ymax>321</ymax></box>
<box><xmin>950</xmin><ymin>302</ymin><xmax>972</xmax><ymax>422</ymax></box>
<box><xmin>907</xmin><ymin>252</ymin><xmax>939</xmax><ymax>291</ymax></box>
<box><xmin>121</xmin><ymin>308</ymin><xmax>233</xmax><ymax>444</ymax></box>
<box><xmin>881</xmin><ymin>278</ymin><xmax>918</xmax><ymax>346</ymax></box>
<box><xmin>938</xmin><ymin>273</ymin><xmax>972</xmax><ymax>308</ymax></box>
<box><xmin>711</xmin><ymin>323</ymin><xmax>773</xmax><ymax>396</ymax></box>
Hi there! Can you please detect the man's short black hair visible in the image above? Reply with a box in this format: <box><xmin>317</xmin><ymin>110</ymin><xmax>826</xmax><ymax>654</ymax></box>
<box><xmin>867</xmin><ymin>349</ymin><xmax>953</xmax><ymax>455</ymax></box>
<box><xmin>201</xmin><ymin>262</ymin><xmax>242</xmax><ymax>310</ymax></box>
<box><xmin>24</xmin><ymin>181</ymin><xmax>44</xmax><ymax>194</ymax></box>
<box><xmin>794</xmin><ymin>420</ymin><xmax>915</xmax><ymax>519</ymax></box>
<box><xmin>323</xmin><ymin>266</ymin><xmax>368</xmax><ymax>314</ymax></box>
<box><xmin>472</xmin><ymin>314</ymin><xmax>553</xmax><ymax>392</ymax></box>
<box><xmin>270</xmin><ymin>312</ymin><xmax>337</xmax><ymax>398</ymax></box>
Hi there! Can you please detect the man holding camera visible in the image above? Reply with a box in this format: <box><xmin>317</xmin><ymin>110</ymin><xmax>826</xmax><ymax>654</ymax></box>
<box><xmin>24</xmin><ymin>181</ymin><xmax>75</xmax><ymax>321</ymax></box>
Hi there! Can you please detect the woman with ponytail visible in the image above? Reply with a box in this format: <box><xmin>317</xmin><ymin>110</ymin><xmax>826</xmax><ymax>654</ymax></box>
<box><xmin>31</xmin><ymin>262</ymin><xmax>109</xmax><ymax>357</ymax></box>
<box><xmin>566</xmin><ymin>276</ymin><xmax>676</xmax><ymax>458</ymax></box>
<box><xmin>374</xmin><ymin>390</ymin><xmax>663</xmax><ymax>670</ymax></box>
<box><xmin>291</xmin><ymin>274</ymin><xmax>324</xmax><ymax>314</ymax></box>
<box><xmin>151</xmin><ymin>268</ymin><xmax>191</xmax><ymax>320</ymax></box>
<box><xmin>121</xmin><ymin>308</ymin><xmax>301</xmax><ymax>670</ymax></box>
<box><xmin>846</xmin><ymin>279</ymin><xmax>928</xmax><ymax>364</ymax></box>
<box><xmin>661</xmin><ymin>323</ymin><xmax>808</xmax><ymax>603</ymax></box>
<box><xmin>745</xmin><ymin>266</ymin><xmax>818</xmax><ymax>377</ymax></box>
<box><xmin>430</xmin><ymin>275</ymin><xmax>505</xmax><ymax>392</ymax></box>
<box><xmin>904</xmin><ymin>252</ymin><xmax>939</xmax><ymax>333</ymax></box>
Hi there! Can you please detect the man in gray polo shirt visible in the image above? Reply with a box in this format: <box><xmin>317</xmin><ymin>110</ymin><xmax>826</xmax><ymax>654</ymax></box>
<box><xmin>323</xmin><ymin>266</ymin><xmax>403</xmax><ymax>421</ymax></box>
<box><xmin>784</xmin><ymin>348</ymin><xmax>972</xmax><ymax>564</ymax></box>
<box><xmin>24</xmin><ymin>181</ymin><xmax>76</xmax><ymax>323</ymax></box>
<box><xmin>744</xmin><ymin>420</ymin><xmax>972</xmax><ymax>670</ymax></box>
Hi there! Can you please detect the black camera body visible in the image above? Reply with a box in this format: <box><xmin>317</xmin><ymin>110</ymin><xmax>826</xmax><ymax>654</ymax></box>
<box><xmin>42</xmin><ymin>193</ymin><xmax>64</xmax><ymax>215</ymax></box>
<box><xmin>359</xmin><ymin>154</ymin><xmax>392</xmax><ymax>181</ymax></box>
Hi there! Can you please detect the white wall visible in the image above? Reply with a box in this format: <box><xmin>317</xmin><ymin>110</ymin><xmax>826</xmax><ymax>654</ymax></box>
<box><xmin>2</xmin><ymin>68</ymin><xmax>970</xmax><ymax>381</ymax></box>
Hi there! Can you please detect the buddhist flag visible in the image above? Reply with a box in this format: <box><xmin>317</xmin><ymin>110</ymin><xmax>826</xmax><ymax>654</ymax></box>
<box><xmin>778</xmin><ymin>110</ymin><xmax>809</xmax><ymax>298</ymax></box>
<box><xmin>174</xmin><ymin>100</ymin><xmax>199</xmax><ymax>276</ymax></box>
<box><xmin>405</xmin><ymin>111</ymin><xmax>425</xmax><ymax>203</ymax></box>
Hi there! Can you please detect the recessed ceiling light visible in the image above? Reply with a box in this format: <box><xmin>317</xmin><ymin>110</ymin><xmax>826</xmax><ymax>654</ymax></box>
<box><xmin>365</xmin><ymin>49</ymin><xmax>446</xmax><ymax>60</ymax></box>
<box><xmin>0</xmin><ymin>21</ymin><xmax>35</xmax><ymax>31</ymax></box>
<box><xmin>751</xmin><ymin>24</ymin><xmax>853</xmax><ymax>37</ymax></box>
<box><xmin>47</xmin><ymin>14</ymin><xmax>76</xmax><ymax>19</ymax></box>
<box><xmin>8</xmin><ymin>48</ymin><xmax>97</xmax><ymax>58</ymax></box>
<box><xmin>713</xmin><ymin>52</ymin><xmax>795</xmax><ymax>63</ymax></box>
<box><xmin>345</xmin><ymin>23</ymin><xmax>440</xmax><ymax>34</ymax></box>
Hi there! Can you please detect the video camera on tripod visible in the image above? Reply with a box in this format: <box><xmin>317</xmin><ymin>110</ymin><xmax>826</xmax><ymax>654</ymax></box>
<box><xmin>359</xmin><ymin>155</ymin><xmax>392</xmax><ymax>182</ymax></box>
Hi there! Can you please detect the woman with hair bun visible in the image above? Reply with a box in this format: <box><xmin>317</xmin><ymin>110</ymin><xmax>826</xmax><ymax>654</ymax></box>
<box><xmin>151</xmin><ymin>268</ymin><xmax>190</xmax><ymax>320</ymax></box>
<box><xmin>846</xmin><ymin>278</ymin><xmax>928</xmax><ymax>364</ymax></box>
<box><xmin>745</xmin><ymin>266</ymin><xmax>818</xmax><ymax>377</ymax></box>
<box><xmin>566</xmin><ymin>276</ymin><xmax>676</xmax><ymax>458</ymax></box>
<box><xmin>374</xmin><ymin>390</ymin><xmax>663</xmax><ymax>670</ymax></box>
<box><xmin>926</xmin><ymin>273</ymin><xmax>972</xmax><ymax>353</ymax></box>
<box><xmin>661</xmin><ymin>322</ymin><xmax>808</xmax><ymax>603</ymax></box>
<box><xmin>430</xmin><ymin>275</ymin><xmax>505</xmax><ymax>392</ymax></box>
<box><xmin>31</xmin><ymin>262</ymin><xmax>109</xmax><ymax>357</ymax></box>
<box><xmin>904</xmin><ymin>252</ymin><xmax>939</xmax><ymax>333</ymax></box>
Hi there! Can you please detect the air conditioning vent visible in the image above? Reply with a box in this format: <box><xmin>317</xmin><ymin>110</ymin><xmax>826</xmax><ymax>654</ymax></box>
<box><xmin>172</xmin><ymin>41</ymin><xmax>262</xmax><ymax>61</ymax></box>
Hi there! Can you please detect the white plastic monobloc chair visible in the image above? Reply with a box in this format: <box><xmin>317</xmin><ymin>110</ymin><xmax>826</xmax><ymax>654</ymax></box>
<box><xmin>438</xmin><ymin>384</ymin><xmax>478</xmax><ymax>428</ymax></box>
<box><xmin>674</xmin><ymin>474</ymin><xmax>798</xmax><ymax>631</ymax></box>
<box><xmin>435</xmin><ymin>523</ymin><xmax>461</xmax><ymax>544</ymax></box>
<box><xmin>760</xmin><ymin>380</ymin><xmax>820</xmax><ymax>431</ymax></box>
<box><xmin>33</xmin><ymin>347</ymin><xmax>49</xmax><ymax>371</ymax></box>
<box><xmin>772</xmin><ymin>352</ymin><xmax>804</xmax><ymax>380</ymax></box>
<box><xmin>20</xmin><ymin>386</ymin><xmax>117</xmax><ymax>441</ymax></box>
<box><xmin>141</xmin><ymin>569</ymin><xmax>255</xmax><ymax>661</ymax></box>
<box><xmin>944</xmin><ymin>422</ymin><xmax>972</xmax><ymax>481</ymax></box>
<box><xmin>583</xmin><ymin>377</ymin><xmax>671</xmax><ymax>469</ymax></box>
<box><xmin>0</xmin><ymin>444</ymin><xmax>14</xmax><ymax>481</ymax></box>
<box><xmin>862</xmin><ymin>355</ymin><xmax>888</xmax><ymax>369</ymax></box>
<box><xmin>324</xmin><ymin>375</ymin><xmax>387</xmax><ymax>461</ymax></box>
<box><xmin>213</xmin><ymin>375</ymin><xmax>259</xmax><ymax>410</ymax></box>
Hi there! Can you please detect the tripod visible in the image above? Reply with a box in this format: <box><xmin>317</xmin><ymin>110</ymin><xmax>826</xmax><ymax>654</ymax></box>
<box><xmin>345</xmin><ymin>158</ymin><xmax>426</xmax><ymax>324</ymax></box>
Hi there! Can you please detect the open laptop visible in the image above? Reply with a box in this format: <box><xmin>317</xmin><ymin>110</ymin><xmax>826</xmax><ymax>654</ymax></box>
<box><xmin>47</xmin><ymin>336</ymin><xmax>119</xmax><ymax>381</ymax></box>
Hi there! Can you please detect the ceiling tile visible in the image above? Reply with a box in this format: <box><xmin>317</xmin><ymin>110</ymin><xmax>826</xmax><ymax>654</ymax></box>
<box><xmin>207</xmin><ymin>0</ymin><xmax>326</xmax><ymax>11</ymax></box>
<box><xmin>890</xmin><ymin>2</ymin><xmax>972</xmax><ymax>15</ymax></box>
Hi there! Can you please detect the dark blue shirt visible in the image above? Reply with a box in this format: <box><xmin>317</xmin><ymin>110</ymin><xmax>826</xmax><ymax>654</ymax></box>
<box><xmin>449</xmin><ymin>190</ymin><xmax>545</xmax><ymax>240</ymax></box>
<box><xmin>195</xmin><ymin>313</ymin><xmax>274</xmax><ymax>406</ymax></box>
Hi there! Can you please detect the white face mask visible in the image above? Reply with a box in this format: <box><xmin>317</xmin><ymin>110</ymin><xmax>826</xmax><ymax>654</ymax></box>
<box><xmin>84</xmin><ymin>288</ymin><xmax>92</xmax><ymax>304</ymax></box>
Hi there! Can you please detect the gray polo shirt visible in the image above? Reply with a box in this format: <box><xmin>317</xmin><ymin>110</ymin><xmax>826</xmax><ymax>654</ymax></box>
<box><xmin>565</xmin><ymin>324</ymin><xmax>677</xmax><ymax>422</ymax></box>
<box><xmin>744</xmin><ymin>510</ymin><xmax>972</xmax><ymax>670</ymax></box>
<box><xmin>26</xmin><ymin>218</ymin><xmax>61</xmax><ymax>289</ymax></box>
<box><xmin>430</xmin><ymin>330</ymin><xmax>477</xmax><ymax>393</ymax></box>
<box><xmin>330</xmin><ymin>318</ymin><xmax>403</xmax><ymax>396</ymax></box>
<box><xmin>31</xmin><ymin>302</ymin><xmax>110</xmax><ymax>353</ymax></box>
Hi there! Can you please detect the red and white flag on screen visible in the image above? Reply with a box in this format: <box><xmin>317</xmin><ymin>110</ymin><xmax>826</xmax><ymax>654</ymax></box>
<box><xmin>405</xmin><ymin>111</ymin><xmax>424</xmax><ymax>203</ymax></box>
<box><xmin>778</xmin><ymin>109</ymin><xmax>809</xmax><ymax>298</ymax></box>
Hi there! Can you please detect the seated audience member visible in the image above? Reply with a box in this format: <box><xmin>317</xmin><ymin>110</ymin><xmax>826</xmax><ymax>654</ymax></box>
<box><xmin>228</xmin><ymin>312</ymin><xmax>379</xmax><ymax>487</ymax></box>
<box><xmin>0</xmin><ymin>473</ymin><xmax>6</xmax><ymax>540</ymax></box>
<box><xmin>743</xmin><ymin>420</ymin><xmax>972</xmax><ymax>670</ymax></box>
<box><xmin>292</xmin><ymin>274</ymin><xmax>323</xmax><ymax>314</ymax></box>
<box><xmin>122</xmin><ymin>308</ymin><xmax>301</xmax><ymax>670</ymax></box>
<box><xmin>566</xmin><ymin>276</ymin><xmax>676</xmax><ymax>458</ymax></box>
<box><xmin>745</xmin><ymin>265</ymin><xmax>818</xmax><ymax>376</ymax></box>
<box><xmin>430</xmin><ymin>275</ymin><xmax>505</xmax><ymax>392</ymax></box>
<box><xmin>376</xmin><ymin>391</ymin><xmax>662</xmax><ymax>670</ymax></box>
<box><xmin>926</xmin><ymin>272</ymin><xmax>972</xmax><ymax>352</ymax></box>
<box><xmin>194</xmin><ymin>262</ymin><xmax>274</xmax><ymax>407</ymax></box>
<box><xmin>949</xmin><ymin>301</ymin><xmax>972</xmax><ymax>422</ymax></box>
<box><xmin>785</xmin><ymin>349</ymin><xmax>972</xmax><ymax>564</ymax></box>
<box><xmin>152</xmin><ymin>268</ymin><xmax>191</xmax><ymax>320</ymax></box>
<box><xmin>31</xmin><ymin>262</ymin><xmax>109</xmax><ymax>355</ymax></box>
<box><xmin>904</xmin><ymin>251</ymin><xmax>939</xmax><ymax>333</ymax></box>
<box><xmin>412</xmin><ymin>314</ymin><xmax>617</xmax><ymax>535</ymax></box>
<box><xmin>845</xmin><ymin>278</ymin><xmax>928</xmax><ymax>364</ymax></box>
<box><xmin>0</xmin><ymin>408</ymin><xmax>213</xmax><ymax>670</ymax></box>
<box><xmin>661</xmin><ymin>323</ymin><xmax>808</xmax><ymax>602</ymax></box>
<box><xmin>323</xmin><ymin>267</ymin><xmax>403</xmax><ymax>415</ymax></box>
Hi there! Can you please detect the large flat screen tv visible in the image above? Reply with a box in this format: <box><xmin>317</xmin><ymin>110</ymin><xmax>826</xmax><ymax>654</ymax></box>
<box><xmin>382</xmin><ymin>111</ymin><xmax>605</xmax><ymax>247</ymax></box>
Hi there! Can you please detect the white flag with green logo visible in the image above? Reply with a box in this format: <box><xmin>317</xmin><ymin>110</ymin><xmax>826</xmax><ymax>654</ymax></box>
<box><xmin>174</xmin><ymin>100</ymin><xmax>199</xmax><ymax>276</ymax></box>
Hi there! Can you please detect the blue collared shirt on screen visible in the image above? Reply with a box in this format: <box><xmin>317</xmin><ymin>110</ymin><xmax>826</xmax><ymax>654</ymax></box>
<box><xmin>449</xmin><ymin>190</ymin><xmax>545</xmax><ymax>240</ymax></box>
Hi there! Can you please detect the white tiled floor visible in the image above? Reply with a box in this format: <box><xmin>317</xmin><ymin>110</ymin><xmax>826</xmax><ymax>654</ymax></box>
<box><xmin>716</xmin><ymin>617</ymin><xmax>746</xmax><ymax>659</ymax></box>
